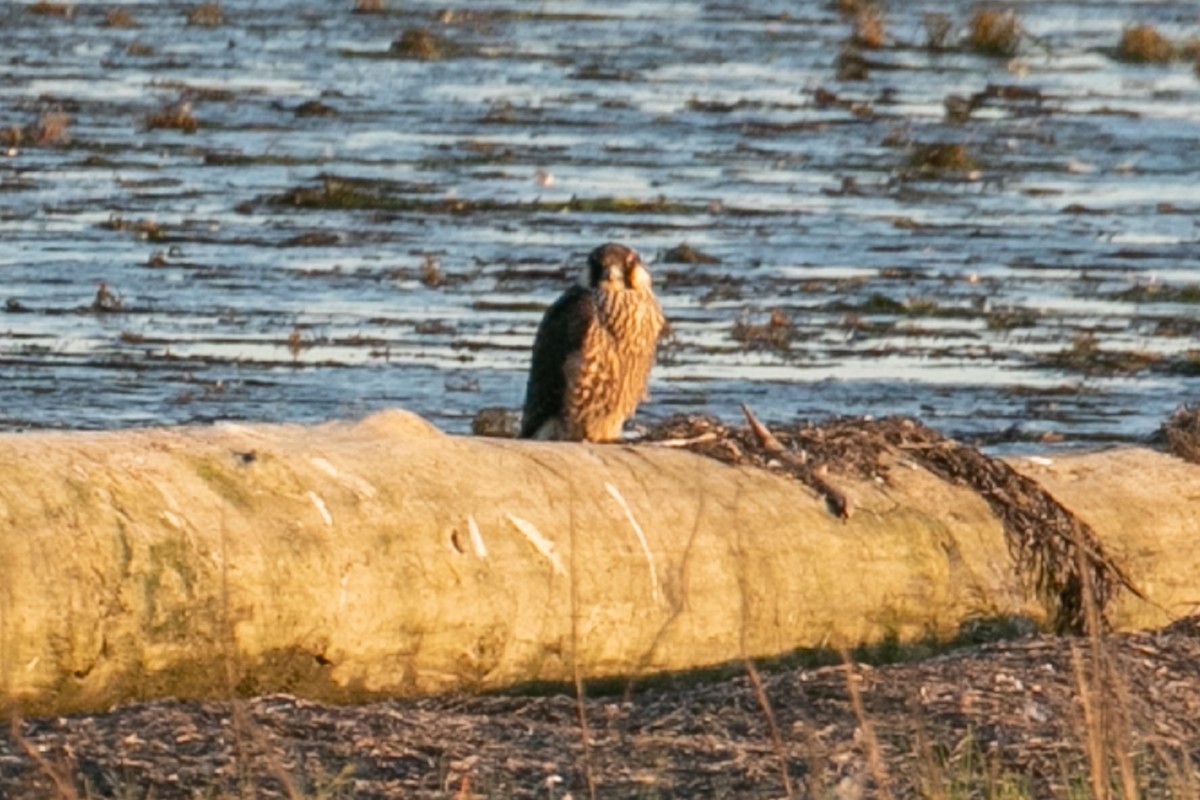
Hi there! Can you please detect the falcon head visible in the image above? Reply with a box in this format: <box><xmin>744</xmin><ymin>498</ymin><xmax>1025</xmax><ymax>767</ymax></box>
<box><xmin>583</xmin><ymin>243</ymin><xmax>652</xmax><ymax>292</ymax></box>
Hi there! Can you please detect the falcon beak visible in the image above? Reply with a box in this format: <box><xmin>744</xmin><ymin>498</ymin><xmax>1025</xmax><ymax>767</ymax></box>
<box><xmin>626</xmin><ymin>259</ymin><xmax>651</xmax><ymax>290</ymax></box>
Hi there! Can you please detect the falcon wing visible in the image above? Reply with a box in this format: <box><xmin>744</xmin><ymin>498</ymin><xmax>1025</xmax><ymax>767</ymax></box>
<box><xmin>519</xmin><ymin>285</ymin><xmax>594</xmax><ymax>439</ymax></box>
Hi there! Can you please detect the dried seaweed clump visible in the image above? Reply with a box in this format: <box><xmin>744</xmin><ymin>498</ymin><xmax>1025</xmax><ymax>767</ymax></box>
<box><xmin>28</xmin><ymin>1</ymin><xmax>74</xmax><ymax>17</ymax></box>
<box><xmin>391</xmin><ymin>27</ymin><xmax>445</xmax><ymax>60</ymax></box>
<box><xmin>968</xmin><ymin>8</ymin><xmax>1021</xmax><ymax>57</ymax></box>
<box><xmin>908</xmin><ymin>142</ymin><xmax>977</xmax><ymax>174</ymax></box>
<box><xmin>1116</xmin><ymin>24</ymin><xmax>1175</xmax><ymax>64</ymax></box>
<box><xmin>662</xmin><ymin>243</ymin><xmax>720</xmax><ymax>264</ymax></box>
<box><xmin>187</xmin><ymin>2</ymin><xmax>224</xmax><ymax>27</ymax></box>
<box><xmin>92</xmin><ymin>282</ymin><xmax>123</xmax><ymax>313</ymax></box>
<box><xmin>851</xmin><ymin>6</ymin><xmax>886</xmax><ymax>49</ymax></box>
<box><xmin>294</xmin><ymin>100</ymin><xmax>339</xmax><ymax>118</ymax></box>
<box><xmin>1</xmin><ymin>112</ymin><xmax>70</xmax><ymax>148</ymax></box>
<box><xmin>642</xmin><ymin>413</ymin><xmax>1141</xmax><ymax>635</ymax></box>
<box><xmin>1161</xmin><ymin>404</ymin><xmax>1200</xmax><ymax>464</ymax></box>
<box><xmin>146</xmin><ymin>101</ymin><xmax>198</xmax><ymax>133</ymax></box>
<box><xmin>472</xmin><ymin>407</ymin><xmax>520</xmax><ymax>438</ymax></box>
<box><xmin>732</xmin><ymin>309</ymin><xmax>795</xmax><ymax>352</ymax></box>
<box><xmin>833</xmin><ymin>0</ymin><xmax>871</xmax><ymax>14</ymax></box>
<box><xmin>836</xmin><ymin>47</ymin><xmax>870</xmax><ymax>80</ymax></box>
<box><xmin>872</xmin><ymin>419</ymin><xmax>1139</xmax><ymax>635</ymax></box>
<box><xmin>102</xmin><ymin>7</ymin><xmax>138</xmax><ymax>28</ymax></box>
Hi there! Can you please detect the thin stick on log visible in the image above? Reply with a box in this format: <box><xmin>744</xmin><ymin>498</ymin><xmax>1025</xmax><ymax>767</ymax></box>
<box><xmin>742</xmin><ymin>404</ymin><xmax>853</xmax><ymax>520</ymax></box>
<box><xmin>741</xmin><ymin>403</ymin><xmax>785</xmax><ymax>453</ymax></box>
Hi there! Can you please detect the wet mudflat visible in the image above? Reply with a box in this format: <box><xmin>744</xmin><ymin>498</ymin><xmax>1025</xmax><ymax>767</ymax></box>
<box><xmin>1</xmin><ymin>1</ymin><xmax>1199</xmax><ymax>449</ymax></box>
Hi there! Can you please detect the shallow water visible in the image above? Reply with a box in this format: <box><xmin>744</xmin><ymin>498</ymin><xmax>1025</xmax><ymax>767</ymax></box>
<box><xmin>1</xmin><ymin>0</ymin><xmax>1199</xmax><ymax>450</ymax></box>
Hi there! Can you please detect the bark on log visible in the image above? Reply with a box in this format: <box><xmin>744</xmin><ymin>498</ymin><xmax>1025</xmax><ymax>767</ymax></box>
<box><xmin>0</xmin><ymin>410</ymin><xmax>1194</xmax><ymax>716</ymax></box>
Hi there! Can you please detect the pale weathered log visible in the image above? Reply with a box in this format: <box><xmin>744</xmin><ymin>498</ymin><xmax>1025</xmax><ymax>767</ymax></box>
<box><xmin>0</xmin><ymin>410</ymin><xmax>1193</xmax><ymax>715</ymax></box>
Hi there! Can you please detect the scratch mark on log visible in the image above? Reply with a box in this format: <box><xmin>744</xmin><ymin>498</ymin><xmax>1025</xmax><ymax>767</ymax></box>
<box><xmin>605</xmin><ymin>482</ymin><xmax>662</xmax><ymax>604</ymax></box>
<box><xmin>467</xmin><ymin>514</ymin><xmax>489</xmax><ymax>558</ymax></box>
<box><xmin>308</xmin><ymin>456</ymin><xmax>378</xmax><ymax>499</ymax></box>
<box><xmin>308</xmin><ymin>491</ymin><xmax>333</xmax><ymax>527</ymax></box>
<box><xmin>506</xmin><ymin>513</ymin><xmax>565</xmax><ymax>576</ymax></box>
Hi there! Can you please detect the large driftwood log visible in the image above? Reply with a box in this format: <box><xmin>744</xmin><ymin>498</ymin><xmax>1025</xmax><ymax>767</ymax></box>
<box><xmin>0</xmin><ymin>410</ymin><xmax>1195</xmax><ymax>715</ymax></box>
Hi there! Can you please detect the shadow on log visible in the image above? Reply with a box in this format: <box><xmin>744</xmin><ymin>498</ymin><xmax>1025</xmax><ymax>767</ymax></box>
<box><xmin>0</xmin><ymin>409</ymin><xmax>1195</xmax><ymax>716</ymax></box>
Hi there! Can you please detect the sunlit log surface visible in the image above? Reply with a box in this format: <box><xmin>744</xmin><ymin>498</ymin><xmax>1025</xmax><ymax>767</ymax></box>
<box><xmin>1</xmin><ymin>410</ymin><xmax>1194</xmax><ymax>715</ymax></box>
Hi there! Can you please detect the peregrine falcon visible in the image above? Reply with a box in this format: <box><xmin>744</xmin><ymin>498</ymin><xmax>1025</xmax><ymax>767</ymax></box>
<box><xmin>519</xmin><ymin>243</ymin><xmax>665</xmax><ymax>442</ymax></box>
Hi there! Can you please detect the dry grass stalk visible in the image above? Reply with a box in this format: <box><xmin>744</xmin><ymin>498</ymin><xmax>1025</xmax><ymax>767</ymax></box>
<box><xmin>213</xmin><ymin>513</ymin><xmax>305</xmax><ymax>800</ymax></box>
<box><xmin>8</xmin><ymin>715</ymin><xmax>80</xmax><ymax>800</ymax></box>
<box><xmin>1071</xmin><ymin>526</ymin><xmax>1141</xmax><ymax>800</ymax></box>
<box><xmin>968</xmin><ymin>8</ymin><xmax>1021</xmax><ymax>57</ymax></box>
<box><xmin>910</xmin><ymin>714</ymin><xmax>949</xmax><ymax>800</ymax></box>
<box><xmin>1159</xmin><ymin>745</ymin><xmax>1200</xmax><ymax>798</ymax></box>
<box><xmin>840</xmin><ymin>654</ymin><xmax>894</xmax><ymax>800</ymax></box>
<box><xmin>789</xmin><ymin>693</ymin><xmax>832</xmax><ymax>800</ymax></box>
<box><xmin>1071</xmin><ymin>645</ymin><xmax>1115</xmax><ymax>800</ymax></box>
<box><xmin>744</xmin><ymin>658</ymin><xmax>794</xmax><ymax>799</ymax></box>
<box><xmin>567</xmin><ymin>499</ymin><xmax>598</xmax><ymax>800</ymax></box>
<box><xmin>233</xmin><ymin>701</ymin><xmax>305</xmax><ymax>800</ymax></box>
<box><xmin>1117</xmin><ymin>24</ymin><xmax>1176</xmax><ymax>64</ymax></box>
